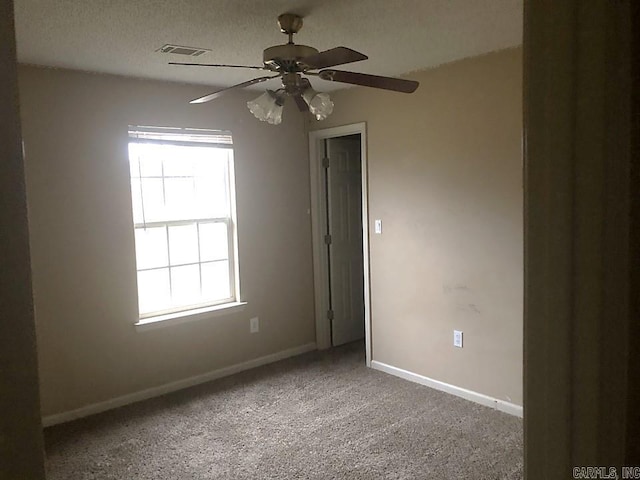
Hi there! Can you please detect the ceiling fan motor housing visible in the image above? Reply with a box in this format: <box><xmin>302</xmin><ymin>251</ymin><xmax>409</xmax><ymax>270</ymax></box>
<box><xmin>281</xmin><ymin>72</ymin><xmax>310</xmax><ymax>95</ymax></box>
<box><xmin>263</xmin><ymin>44</ymin><xmax>319</xmax><ymax>71</ymax></box>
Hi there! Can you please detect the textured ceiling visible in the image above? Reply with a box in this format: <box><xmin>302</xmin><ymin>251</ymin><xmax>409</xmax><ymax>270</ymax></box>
<box><xmin>14</xmin><ymin>0</ymin><xmax>522</xmax><ymax>92</ymax></box>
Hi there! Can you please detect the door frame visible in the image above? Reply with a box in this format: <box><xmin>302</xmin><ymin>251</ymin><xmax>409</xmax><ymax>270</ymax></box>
<box><xmin>309</xmin><ymin>122</ymin><xmax>371</xmax><ymax>366</ymax></box>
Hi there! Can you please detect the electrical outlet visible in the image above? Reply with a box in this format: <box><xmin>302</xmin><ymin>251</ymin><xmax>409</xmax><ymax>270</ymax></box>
<box><xmin>453</xmin><ymin>330</ymin><xmax>463</xmax><ymax>348</ymax></box>
<box><xmin>250</xmin><ymin>317</ymin><xmax>259</xmax><ymax>333</ymax></box>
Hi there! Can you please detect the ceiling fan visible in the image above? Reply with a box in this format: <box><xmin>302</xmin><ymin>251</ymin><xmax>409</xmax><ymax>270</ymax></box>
<box><xmin>170</xmin><ymin>13</ymin><xmax>420</xmax><ymax>124</ymax></box>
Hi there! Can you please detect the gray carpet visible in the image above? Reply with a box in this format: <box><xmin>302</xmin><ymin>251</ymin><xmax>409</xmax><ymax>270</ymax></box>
<box><xmin>44</xmin><ymin>343</ymin><xmax>523</xmax><ymax>479</ymax></box>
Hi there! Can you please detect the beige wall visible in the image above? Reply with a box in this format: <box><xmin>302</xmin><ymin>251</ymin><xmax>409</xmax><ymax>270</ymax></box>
<box><xmin>312</xmin><ymin>48</ymin><xmax>523</xmax><ymax>405</ymax></box>
<box><xmin>18</xmin><ymin>66</ymin><xmax>315</xmax><ymax>417</ymax></box>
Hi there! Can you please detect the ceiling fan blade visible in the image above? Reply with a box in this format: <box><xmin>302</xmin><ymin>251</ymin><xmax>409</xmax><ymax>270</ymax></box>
<box><xmin>318</xmin><ymin>69</ymin><xmax>419</xmax><ymax>93</ymax></box>
<box><xmin>189</xmin><ymin>75</ymin><xmax>281</xmax><ymax>104</ymax></box>
<box><xmin>170</xmin><ymin>62</ymin><xmax>267</xmax><ymax>70</ymax></box>
<box><xmin>301</xmin><ymin>47</ymin><xmax>368</xmax><ymax>70</ymax></box>
<box><xmin>293</xmin><ymin>94</ymin><xmax>309</xmax><ymax>112</ymax></box>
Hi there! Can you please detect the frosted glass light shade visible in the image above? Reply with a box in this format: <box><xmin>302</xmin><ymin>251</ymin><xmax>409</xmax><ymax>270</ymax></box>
<box><xmin>302</xmin><ymin>89</ymin><xmax>334</xmax><ymax>121</ymax></box>
<box><xmin>247</xmin><ymin>91</ymin><xmax>284</xmax><ymax>125</ymax></box>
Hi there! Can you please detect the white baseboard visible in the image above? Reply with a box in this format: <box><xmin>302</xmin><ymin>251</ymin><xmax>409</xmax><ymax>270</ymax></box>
<box><xmin>370</xmin><ymin>360</ymin><xmax>523</xmax><ymax>418</ymax></box>
<box><xmin>42</xmin><ymin>342</ymin><xmax>317</xmax><ymax>427</ymax></box>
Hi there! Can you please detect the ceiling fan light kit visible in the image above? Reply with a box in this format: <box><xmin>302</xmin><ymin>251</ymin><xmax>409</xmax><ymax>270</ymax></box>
<box><xmin>301</xmin><ymin>88</ymin><xmax>334</xmax><ymax>121</ymax></box>
<box><xmin>170</xmin><ymin>13</ymin><xmax>419</xmax><ymax>125</ymax></box>
<box><xmin>247</xmin><ymin>90</ymin><xmax>285</xmax><ymax>125</ymax></box>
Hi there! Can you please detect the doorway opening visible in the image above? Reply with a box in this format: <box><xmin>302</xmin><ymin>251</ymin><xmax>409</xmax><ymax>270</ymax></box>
<box><xmin>309</xmin><ymin>123</ymin><xmax>371</xmax><ymax>366</ymax></box>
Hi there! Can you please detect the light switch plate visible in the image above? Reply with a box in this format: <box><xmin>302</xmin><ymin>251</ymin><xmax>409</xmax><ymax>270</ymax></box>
<box><xmin>454</xmin><ymin>330</ymin><xmax>463</xmax><ymax>348</ymax></box>
<box><xmin>250</xmin><ymin>317</ymin><xmax>259</xmax><ymax>333</ymax></box>
<box><xmin>374</xmin><ymin>219</ymin><xmax>382</xmax><ymax>234</ymax></box>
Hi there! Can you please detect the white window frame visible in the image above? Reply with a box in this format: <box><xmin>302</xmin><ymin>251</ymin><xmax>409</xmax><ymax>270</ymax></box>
<box><xmin>128</xmin><ymin>126</ymin><xmax>242</xmax><ymax>322</ymax></box>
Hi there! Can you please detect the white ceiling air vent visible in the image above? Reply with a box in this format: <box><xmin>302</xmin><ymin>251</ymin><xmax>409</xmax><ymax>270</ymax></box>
<box><xmin>156</xmin><ymin>44</ymin><xmax>210</xmax><ymax>57</ymax></box>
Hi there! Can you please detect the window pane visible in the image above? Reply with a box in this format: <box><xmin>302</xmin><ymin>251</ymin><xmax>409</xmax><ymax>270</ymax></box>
<box><xmin>137</xmin><ymin>268</ymin><xmax>171</xmax><ymax>314</ymax></box>
<box><xmin>199</xmin><ymin>222</ymin><xmax>228</xmax><ymax>262</ymax></box>
<box><xmin>165</xmin><ymin>177</ymin><xmax>196</xmax><ymax>221</ymax></box>
<box><xmin>140</xmin><ymin>178</ymin><xmax>165</xmax><ymax>222</ymax></box>
<box><xmin>194</xmin><ymin>150</ymin><xmax>227</xmax><ymax>178</ymax></box>
<box><xmin>137</xmin><ymin>149</ymin><xmax>163</xmax><ymax>177</ymax></box>
<box><xmin>130</xmin><ymin>179</ymin><xmax>144</xmax><ymax>224</ymax></box>
<box><xmin>170</xmin><ymin>264</ymin><xmax>201</xmax><ymax>308</ymax></box>
<box><xmin>168</xmin><ymin>224</ymin><xmax>199</xmax><ymax>265</ymax></box>
<box><xmin>195</xmin><ymin>176</ymin><xmax>228</xmax><ymax>218</ymax></box>
<box><xmin>201</xmin><ymin>261</ymin><xmax>230</xmax><ymax>301</ymax></box>
<box><xmin>134</xmin><ymin>143</ymin><xmax>180</xmax><ymax>176</ymax></box>
<box><xmin>134</xmin><ymin>226</ymin><xmax>168</xmax><ymax>269</ymax></box>
<box><xmin>163</xmin><ymin>152</ymin><xmax>194</xmax><ymax>177</ymax></box>
<box><xmin>128</xmin><ymin>144</ymin><xmax>141</xmax><ymax>178</ymax></box>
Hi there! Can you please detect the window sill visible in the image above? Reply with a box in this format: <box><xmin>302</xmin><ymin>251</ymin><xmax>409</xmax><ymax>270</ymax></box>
<box><xmin>135</xmin><ymin>301</ymin><xmax>247</xmax><ymax>331</ymax></box>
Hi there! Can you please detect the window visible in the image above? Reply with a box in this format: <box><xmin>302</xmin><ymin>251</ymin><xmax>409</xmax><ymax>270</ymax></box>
<box><xmin>128</xmin><ymin>126</ymin><xmax>239</xmax><ymax>319</ymax></box>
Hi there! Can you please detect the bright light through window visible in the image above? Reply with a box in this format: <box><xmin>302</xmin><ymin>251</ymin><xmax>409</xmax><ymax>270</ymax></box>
<box><xmin>128</xmin><ymin>127</ymin><xmax>238</xmax><ymax>318</ymax></box>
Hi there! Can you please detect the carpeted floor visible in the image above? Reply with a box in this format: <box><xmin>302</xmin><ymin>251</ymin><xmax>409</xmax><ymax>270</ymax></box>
<box><xmin>44</xmin><ymin>342</ymin><xmax>523</xmax><ymax>479</ymax></box>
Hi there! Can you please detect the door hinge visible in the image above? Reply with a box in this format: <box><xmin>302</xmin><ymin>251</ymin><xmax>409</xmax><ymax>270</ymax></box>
<box><xmin>327</xmin><ymin>309</ymin><xmax>334</xmax><ymax>320</ymax></box>
<box><xmin>322</xmin><ymin>157</ymin><xmax>330</xmax><ymax>169</ymax></box>
<box><xmin>324</xmin><ymin>234</ymin><xmax>332</xmax><ymax>245</ymax></box>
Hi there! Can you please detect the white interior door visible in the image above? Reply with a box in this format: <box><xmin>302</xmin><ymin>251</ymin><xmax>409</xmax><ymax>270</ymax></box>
<box><xmin>326</xmin><ymin>135</ymin><xmax>365</xmax><ymax>346</ymax></box>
